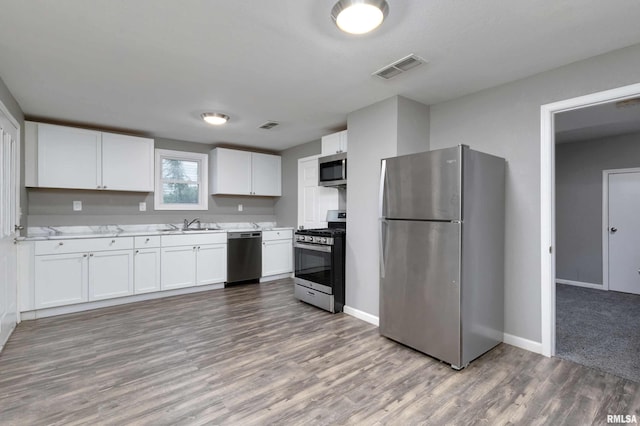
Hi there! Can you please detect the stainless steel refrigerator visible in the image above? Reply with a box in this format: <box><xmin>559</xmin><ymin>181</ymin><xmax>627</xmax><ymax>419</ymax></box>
<box><xmin>379</xmin><ymin>145</ymin><xmax>505</xmax><ymax>369</ymax></box>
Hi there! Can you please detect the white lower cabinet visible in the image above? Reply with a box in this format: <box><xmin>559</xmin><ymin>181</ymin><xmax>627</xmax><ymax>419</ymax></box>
<box><xmin>262</xmin><ymin>230</ymin><xmax>293</xmax><ymax>277</ymax></box>
<box><xmin>34</xmin><ymin>253</ymin><xmax>88</xmax><ymax>309</ymax></box>
<box><xmin>89</xmin><ymin>250</ymin><xmax>134</xmax><ymax>301</ymax></box>
<box><xmin>161</xmin><ymin>246</ymin><xmax>197</xmax><ymax>290</ymax></box>
<box><xmin>134</xmin><ymin>248</ymin><xmax>161</xmax><ymax>294</ymax></box>
<box><xmin>33</xmin><ymin>237</ymin><xmax>134</xmax><ymax>309</ymax></box>
<box><xmin>161</xmin><ymin>233</ymin><xmax>227</xmax><ymax>290</ymax></box>
<box><xmin>196</xmin><ymin>244</ymin><xmax>227</xmax><ymax>286</ymax></box>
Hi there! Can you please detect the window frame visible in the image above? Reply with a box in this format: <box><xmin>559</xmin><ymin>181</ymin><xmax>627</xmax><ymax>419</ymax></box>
<box><xmin>154</xmin><ymin>149</ymin><xmax>208</xmax><ymax>211</ymax></box>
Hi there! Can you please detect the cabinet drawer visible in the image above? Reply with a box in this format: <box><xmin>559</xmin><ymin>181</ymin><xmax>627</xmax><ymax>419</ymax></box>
<box><xmin>134</xmin><ymin>235</ymin><xmax>161</xmax><ymax>248</ymax></box>
<box><xmin>161</xmin><ymin>232</ymin><xmax>226</xmax><ymax>247</ymax></box>
<box><xmin>262</xmin><ymin>229</ymin><xmax>293</xmax><ymax>241</ymax></box>
<box><xmin>295</xmin><ymin>283</ymin><xmax>334</xmax><ymax>312</ymax></box>
<box><xmin>35</xmin><ymin>237</ymin><xmax>134</xmax><ymax>255</ymax></box>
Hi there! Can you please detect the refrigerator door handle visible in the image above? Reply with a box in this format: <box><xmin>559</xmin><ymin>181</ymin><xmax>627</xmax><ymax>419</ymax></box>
<box><xmin>378</xmin><ymin>159</ymin><xmax>387</xmax><ymax>218</ymax></box>
<box><xmin>379</xmin><ymin>218</ymin><xmax>387</xmax><ymax>278</ymax></box>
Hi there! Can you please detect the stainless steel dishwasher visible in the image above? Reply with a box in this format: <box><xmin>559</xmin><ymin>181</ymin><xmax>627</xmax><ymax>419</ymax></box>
<box><xmin>227</xmin><ymin>231</ymin><xmax>262</xmax><ymax>283</ymax></box>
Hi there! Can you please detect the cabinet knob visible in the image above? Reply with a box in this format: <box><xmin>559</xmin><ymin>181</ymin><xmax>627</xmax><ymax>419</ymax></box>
<box><xmin>145</xmin><ymin>238</ymin><xmax>150</xmax><ymax>242</ymax></box>
<box><xmin>103</xmin><ymin>185</ymin><xmax>107</xmax><ymax>189</ymax></box>
<box><xmin>111</xmin><ymin>239</ymin><xmax>116</xmax><ymax>244</ymax></box>
<box><xmin>90</xmin><ymin>253</ymin><xmax>94</xmax><ymax>257</ymax></box>
<box><xmin>58</xmin><ymin>242</ymin><xmax>64</xmax><ymax>246</ymax></box>
<box><xmin>83</xmin><ymin>254</ymin><xmax>87</xmax><ymax>257</ymax></box>
<box><xmin>135</xmin><ymin>250</ymin><xmax>139</xmax><ymax>254</ymax></box>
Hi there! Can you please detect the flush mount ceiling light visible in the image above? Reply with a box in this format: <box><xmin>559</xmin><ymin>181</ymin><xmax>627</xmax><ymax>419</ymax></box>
<box><xmin>331</xmin><ymin>0</ymin><xmax>389</xmax><ymax>35</ymax></box>
<box><xmin>201</xmin><ymin>113</ymin><xmax>230</xmax><ymax>125</ymax></box>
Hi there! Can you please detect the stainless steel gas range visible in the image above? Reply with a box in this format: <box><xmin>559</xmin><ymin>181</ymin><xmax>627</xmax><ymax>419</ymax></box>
<box><xmin>294</xmin><ymin>210</ymin><xmax>346</xmax><ymax>313</ymax></box>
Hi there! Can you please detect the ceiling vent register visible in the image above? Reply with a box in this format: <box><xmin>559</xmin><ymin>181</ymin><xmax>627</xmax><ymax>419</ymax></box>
<box><xmin>259</xmin><ymin>121</ymin><xmax>280</xmax><ymax>130</ymax></box>
<box><xmin>373</xmin><ymin>54</ymin><xmax>426</xmax><ymax>80</ymax></box>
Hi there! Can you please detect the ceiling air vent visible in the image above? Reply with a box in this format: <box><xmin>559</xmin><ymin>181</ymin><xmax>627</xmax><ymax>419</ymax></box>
<box><xmin>259</xmin><ymin>121</ymin><xmax>280</xmax><ymax>130</ymax></box>
<box><xmin>373</xmin><ymin>54</ymin><xmax>426</xmax><ymax>80</ymax></box>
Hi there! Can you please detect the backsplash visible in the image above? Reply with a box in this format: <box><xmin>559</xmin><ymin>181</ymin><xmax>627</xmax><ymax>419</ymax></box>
<box><xmin>27</xmin><ymin>188</ymin><xmax>277</xmax><ymax>227</ymax></box>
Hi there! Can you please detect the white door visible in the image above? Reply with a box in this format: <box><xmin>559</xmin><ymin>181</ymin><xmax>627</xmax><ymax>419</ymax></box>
<box><xmin>0</xmin><ymin>103</ymin><xmax>20</xmax><ymax>349</ymax></box>
<box><xmin>196</xmin><ymin>244</ymin><xmax>227</xmax><ymax>285</ymax></box>
<box><xmin>252</xmin><ymin>152</ymin><xmax>281</xmax><ymax>196</ymax></box>
<box><xmin>161</xmin><ymin>246</ymin><xmax>197</xmax><ymax>289</ymax></box>
<box><xmin>88</xmin><ymin>250</ymin><xmax>134</xmax><ymax>301</ymax></box>
<box><xmin>608</xmin><ymin>170</ymin><xmax>640</xmax><ymax>294</ymax></box>
<box><xmin>102</xmin><ymin>133</ymin><xmax>154</xmax><ymax>191</ymax></box>
<box><xmin>37</xmin><ymin>124</ymin><xmax>102</xmax><ymax>190</ymax></box>
<box><xmin>134</xmin><ymin>248</ymin><xmax>161</xmax><ymax>294</ymax></box>
<box><xmin>297</xmin><ymin>155</ymin><xmax>338</xmax><ymax>229</ymax></box>
<box><xmin>34</xmin><ymin>253</ymin><xmax>88</xmax><ymax>309</ymax></box>
<box><xmin>262</xmin><ymin>239</ymin><xmax>293</xmax><ymax>276</ymax></box>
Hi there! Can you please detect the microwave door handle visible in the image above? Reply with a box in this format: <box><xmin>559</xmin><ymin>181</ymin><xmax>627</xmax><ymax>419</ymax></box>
<box><xmin>342</xmin><ymin>158</ymin><xmax>346</xmax><ymax>180</ymax></box>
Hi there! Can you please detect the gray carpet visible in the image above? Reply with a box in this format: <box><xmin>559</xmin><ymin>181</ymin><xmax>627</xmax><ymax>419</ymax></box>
<box><xmin>556</xmin><ymin>283</ymin><xmax>640</xmax><ymax>382</ymax></box>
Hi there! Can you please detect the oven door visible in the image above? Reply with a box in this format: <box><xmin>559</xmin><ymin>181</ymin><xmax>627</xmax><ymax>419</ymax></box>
<box><xmin>294</xmin><ymin>242</ymin><xmax>334</xmax><ymax>294</ymax></box>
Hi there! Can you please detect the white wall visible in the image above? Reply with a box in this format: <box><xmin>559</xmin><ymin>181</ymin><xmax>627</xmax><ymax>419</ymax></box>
<box><xmin>429</xmin><ymin>43</ymin><xmax>640</xmax><ymax>343</ymax></box>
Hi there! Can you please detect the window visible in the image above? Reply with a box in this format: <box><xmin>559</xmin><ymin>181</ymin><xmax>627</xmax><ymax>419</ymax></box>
<box><xmin>154</xmin><ymin>149</ymin><xmax>208</xmax><ymax>210</ymax></box>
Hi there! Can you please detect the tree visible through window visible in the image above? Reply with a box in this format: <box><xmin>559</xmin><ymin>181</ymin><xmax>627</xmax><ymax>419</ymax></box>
<box><xmin>162</xmin><ymin>158</ymin><xmax>199</xmax><ymax>204</ymax></box>
<box><xmin>154</xmin><ymin>149</ymin><xmax>208</xmax><ymax>210</ymax></box>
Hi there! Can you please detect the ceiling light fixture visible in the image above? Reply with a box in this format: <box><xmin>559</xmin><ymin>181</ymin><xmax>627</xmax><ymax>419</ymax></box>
<box><xmin>331</xmin><ymin>0</ymin><xmax>389</xmax><ymax>35</ymax></box>
<box><xmin>201</xmin><ymin>112</ymin><xmax>230</xmax><ymax>125</ymax></box>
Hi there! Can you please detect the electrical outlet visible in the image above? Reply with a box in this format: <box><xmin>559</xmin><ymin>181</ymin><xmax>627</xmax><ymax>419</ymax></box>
<box><xmin>238</xmin><ymin>204</ymin><xmax>243</xmax><ymax>212</ymax></box>
<box><xmin>73</xmin><ymin>201</ymin><xmax>82</xmax><ymax>211</ymax></box>
<box><xmin>139</xmin><ymin>202</ymin><xmax>146</xmax><ymax>212</ymax></box>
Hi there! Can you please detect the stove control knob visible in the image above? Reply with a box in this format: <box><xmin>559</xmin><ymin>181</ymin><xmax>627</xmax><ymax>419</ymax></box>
<box><xmin>321</xmin><ymin>238</ymin><xmax>327</xmax><ymax>244</ymax></box>
<box><xmin>306</xmin><ymin>236</ymin><xmax>313</xmax><ymax>242</ymax></box>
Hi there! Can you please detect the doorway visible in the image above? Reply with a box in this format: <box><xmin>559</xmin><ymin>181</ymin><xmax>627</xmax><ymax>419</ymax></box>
<box><xmin>541</xmin><ymin>82</ymin><xmax>640</xmax><ymax>381</ymax></box>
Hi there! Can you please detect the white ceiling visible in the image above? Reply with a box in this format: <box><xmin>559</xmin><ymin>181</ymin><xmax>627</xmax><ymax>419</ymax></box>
<box><xmin>555</xmin><ymin>99</ymin><xmax>640</xmax><ymax>143</ymax></box>
<box><xmin>1</xmin><ymin>1</ymin><xmax>640</xmax><ymax>151</ymax></box>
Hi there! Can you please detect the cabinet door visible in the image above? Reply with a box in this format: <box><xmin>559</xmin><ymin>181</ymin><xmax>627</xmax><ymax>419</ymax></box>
<box><xmin>161</xmin><ymin>246</ymin><xmax>197</xmax><ymax>290</ymax></box>
<box><xmin>196</xmin><ymin>244</ymin><xmax>227</xmax><ymax>285</ymax></box>
<box><xmin>262</xmin><ymin>239</ymin><xmax>293</xmax><ymax>277</ymax></box>
<box><xmin>338</xmin><ymin>130</ymin><xmax>348</xmax><ymax>153</ymax></box>
<box><xmin>321</xmin><ymin>132</ymin><xmax>342</xmax><ymax>155</ymax></box>
<box><xmin>102</xmin><ymin>133</ymin><xmax>154</xmax><ymax>191</ymax></box>
<box><xmin>210</xmin><ymin>148</ymin><xmax>252</xmax><ymax>195</ymax></box>
<box><xmin>134</xmin><ymin>248</ymin><xmax>161</xmax><ymax>294</ymax></box>
<box><xmin>37</xmin><ymin>124</ymin><xmax>101</xmax><ymax>190</ymax></box>
<box><xmin>34</xmin><ymin>253</ymin><xmax>88</xmax><ymax>308</ymax></box>
<box><xmin>252</xmin><ymin>152</ymin><xmax>281</xmax><ymax>196</ymax></box>
<box><xmin>88</xmin><ymin>250</ymin><xmax>134</xmax><ymax>301</ymax></box>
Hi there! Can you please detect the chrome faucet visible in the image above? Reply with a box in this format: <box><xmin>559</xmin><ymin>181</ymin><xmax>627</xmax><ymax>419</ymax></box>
<box><xmin>183</xmin><ymin>218</ymin><xmax>201</xmax><ymax>230</ymax></box>
<box><xmin>251</xmin><ymin>222</ymin><xmax>260</xmax><ymax>230</ymax></box>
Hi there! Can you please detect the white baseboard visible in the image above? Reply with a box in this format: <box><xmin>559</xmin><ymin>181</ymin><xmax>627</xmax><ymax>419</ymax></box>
<box><xmin>21</xmin><ymin>283</ymin><xmax>225</xmax><ymax>320</ymax></box>
<box><xmin>503</xmin><ymin>332</ymin><xmax>543</xmax><ymax>354</ymax></box>
<box><xmin>556</xmin><ymin>279</ymin><xmax>604</xmax><ymax>290</ymax></box>
<box><xmin>260</xmin><ymin>273</ymin><xmax>293</xmax><ymax>283</ymax></box>
<box><xmin>344</xmin><ymin>305</ymin><xmax>379</xmax><ymax>327</ymax></box>
<box><xmin>0</xmin><ymin>322</ymin><xmax>16</xmax><ymax>353</ymax></box>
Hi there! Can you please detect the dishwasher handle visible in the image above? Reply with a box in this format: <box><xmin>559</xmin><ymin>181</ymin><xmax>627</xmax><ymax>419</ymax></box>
<box><xmin>228</xmin><ymin>232</ymin><xmax>262</xmax><ymax>239</ymax></box>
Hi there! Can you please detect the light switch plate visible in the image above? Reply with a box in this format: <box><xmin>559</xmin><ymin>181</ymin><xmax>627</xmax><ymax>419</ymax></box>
<box><xmin>73</xmin><ymin>201</ymin><xmax>82</xmax><ymax>211</ymax></box>
<box><xmin>238</xmin><ymin>204</ymin><xmax>243</xmax><ymax>212</ymax></box>
<box><xmin>139</xmin><ymin>202</ymin><xmax>146</xmax><ymax>212</ymax></box>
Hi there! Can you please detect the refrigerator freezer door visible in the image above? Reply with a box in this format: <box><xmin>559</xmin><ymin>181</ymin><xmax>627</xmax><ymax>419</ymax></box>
<box><xmin>380</xmin><ymin>220</ymin><xmax>461</xmax><ymax>366</ymax></box>
<box><xmin>382</xmin><ymin>147</ymin><xmax>461</xmax><ymax>221</ymax></box>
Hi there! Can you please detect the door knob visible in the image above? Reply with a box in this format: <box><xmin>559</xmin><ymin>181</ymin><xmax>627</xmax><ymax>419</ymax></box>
<box><xmin>610</xmin><ymin>227</ymin><xmax>618</xmax><ymax>233</ymax></box>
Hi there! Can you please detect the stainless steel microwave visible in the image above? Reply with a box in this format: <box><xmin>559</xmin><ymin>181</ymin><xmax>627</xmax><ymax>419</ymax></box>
<box><xmin>318</xmin><ymin>152</ymin><xmax>347</xmax><ymax>187</ymax></box>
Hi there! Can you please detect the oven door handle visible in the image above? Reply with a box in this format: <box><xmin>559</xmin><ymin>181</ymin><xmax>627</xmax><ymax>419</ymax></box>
<box><xmin>294</xmin><ymin>242</ymin><xmax>332</xmax><ymax>253</ymax></box>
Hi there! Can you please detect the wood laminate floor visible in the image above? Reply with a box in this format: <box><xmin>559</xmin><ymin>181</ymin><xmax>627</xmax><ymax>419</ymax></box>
<box><xmin>1</xmin><ymin>279</ymin><xmax>639</xmax><ymax>425</ymax></box>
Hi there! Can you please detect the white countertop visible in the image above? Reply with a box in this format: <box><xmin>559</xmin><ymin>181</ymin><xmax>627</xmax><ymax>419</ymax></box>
<box><xmin>20</xmin><ymin>222</ymin><xmax>294</xmax><ymax>241</ymax></box>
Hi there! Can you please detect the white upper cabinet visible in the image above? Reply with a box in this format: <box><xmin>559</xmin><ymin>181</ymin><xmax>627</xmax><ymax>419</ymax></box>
<box><xmin>36</xmin><ymin>124</ymin><xmax>102</xmax><ymax>190</ymax></box>
<box><xmin>321</xmin><ymin>130</ymin><xmax>348</xmax><ymax>155</ymax></box>
<box><xmin>210</xmin><ymin>147</ymin><xmax>281</xmax><ymax>196</ymax></box>
<box><xmin>101</xmin><ymin>133</ymin><xmax>154</xmax><ymax>191</ymax></box>
<box><xmin>252</xmin><ymin>152</ymin><xmax>281</xmax><ymax>196</ymax></box>
<box><xmin>25</xmin><ymin>121</ymin><xmax>154</xmax><ymax>192</ymax></box>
